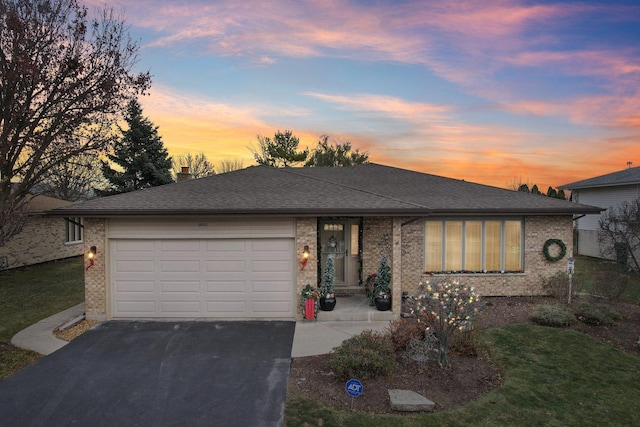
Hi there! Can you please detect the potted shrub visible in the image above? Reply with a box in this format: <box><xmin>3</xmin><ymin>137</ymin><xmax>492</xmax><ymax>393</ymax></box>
<box><xmin>319</xmin><ymin>257</ymin><xmax>337</xmax><ymax>311</ymax></box>
<box><xmin>373</xmin><ymin>255</ymin><xmax>392</xmax><ymax>311</ymax></box>
<box><xmin>365</xmin><ymin>273</ymin><xmax>377</xmax><ymax>306</ymax></box>
<box><xmin>300</xmin><ymin>284</ymin><xmax>319</xmax><ymax>320</ymax></box>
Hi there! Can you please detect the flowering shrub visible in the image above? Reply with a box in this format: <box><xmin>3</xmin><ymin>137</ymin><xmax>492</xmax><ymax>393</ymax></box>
<box><xmin>410</xmin><ymin>280</ymin><xmax>481</xmax><ymax>367</ymax></box>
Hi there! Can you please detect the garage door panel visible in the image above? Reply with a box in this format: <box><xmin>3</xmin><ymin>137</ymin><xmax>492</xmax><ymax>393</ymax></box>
<box><xmin>205</xmin><ymin>280</ymin><xmax>246</xmax><ymax>293</ymax></box>
<box><xmin>160</xmin><ymin>301</ymin><xmax>202</xmax><ymax>314</ymax></box>
<box><xmin>160</xmin><ymin>281</ymin><xmax>201</xmax><ymax>293</ymax></box>
<box><xmin>111</xmin><ymin>238</ymin><xmax>294</xmax><ymax>318</ymax></box>
<box><xmin>160</xmin><ymin>240</ymin><xmax>201</xmax><ymax>252</ymax></box>
<box><xmin>251</xmin><ymin>281</ymin><xmax>290</xmax><ymax>292</ymax></box>
<box><xmin>114</xmin><ymin>240</ymin><xmax>155</xmax><ymax>252</ymax></box>
<box><xmin>205</xmin><ymin>301</ymin><xmax>247</xmax><ymax>314</ymax></box>
<box><xmin>205</xmin><ymin>240</ymin><xmax>246</xmax><ymax>252</ymax></box>
<box><xmin>114</xmin><ymin>280</ymin><xmax>156</xmax><ymax>293</ymax></box>
<box><xmin>205</xmin><ymin>260</ymin><xmax>246</xmax><ymax>272</ymax></box>
<box><xmin>160</xmin><ymin>260</ymin><xmax>201</xmax><ymax>273</ymax></box>
<box><xmin>115</xmin><ymin>260</ymin><xmax>156</xmax><ymax>273</ymax></box>
<box><xmin>115</xmin><ymin>301</ymin><xmax>157</xmax><ymax>314</ymax></box>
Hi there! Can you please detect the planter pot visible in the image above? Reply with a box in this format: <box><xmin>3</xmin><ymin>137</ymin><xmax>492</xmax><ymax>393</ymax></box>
<box><xmin>374</xmin><ymin>297</ymin><xmax>391</xmax><ymax>311</ymax></box>
<box><xmin>319</xmin><ymin>296</ymin><xmax>336</xmax><ymax>311</ymax></box>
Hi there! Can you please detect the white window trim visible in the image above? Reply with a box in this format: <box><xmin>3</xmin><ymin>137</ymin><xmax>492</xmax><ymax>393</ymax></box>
<box><xmin>65</xmin><ymin>217</ymin><xmax>84</xmax><ymax>245</ymax></box>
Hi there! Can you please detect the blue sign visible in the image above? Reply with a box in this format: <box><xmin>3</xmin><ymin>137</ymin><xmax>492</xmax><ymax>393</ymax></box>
<box><xmin>345</xmin><ymin>379</ymin><xmax>363</xmax><ymax>397</ymax></box>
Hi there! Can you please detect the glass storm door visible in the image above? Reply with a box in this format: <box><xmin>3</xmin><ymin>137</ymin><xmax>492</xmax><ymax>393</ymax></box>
<box><xmin>319</xmin><ymin>220</ymin><xmax>360</xmax><ymax>286</ymax></box>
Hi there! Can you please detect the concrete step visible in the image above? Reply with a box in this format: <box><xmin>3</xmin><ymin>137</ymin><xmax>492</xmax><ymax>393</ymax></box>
<box><xmin>317</xmin><ymin>309</ymin><xmax>396</xmax><ymax>322</ymax></box>
<box><xmin>316</xmin><ymin>294</ymin><xmax>396</xmax><ymax>322</ymax></box>
<box><xmin>334</xmin><ymin>286</ymin><xmax>367</xmax><ymax>296</ymax></box>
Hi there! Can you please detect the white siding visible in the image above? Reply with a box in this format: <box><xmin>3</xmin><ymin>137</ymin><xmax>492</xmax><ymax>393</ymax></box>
<box><xmin>574</xmin><ymin>185</ymin><xmax>639</xmax><ymax>231</ymax></box>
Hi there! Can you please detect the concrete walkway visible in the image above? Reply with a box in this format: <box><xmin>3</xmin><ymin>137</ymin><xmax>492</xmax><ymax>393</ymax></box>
<box><xmin>291</xmin><ymin>320</ymin><xmax>390</xmax><ymax>357</ymax></box>
<box><xmin>11</xmin><ymin>303</ymin><xmax>85</xmax><ymax>356</ymax></box>
<box><xmin>11</xmin><ymin>303</ymin><xmax>392</xmax><ymax>357</ymax></box>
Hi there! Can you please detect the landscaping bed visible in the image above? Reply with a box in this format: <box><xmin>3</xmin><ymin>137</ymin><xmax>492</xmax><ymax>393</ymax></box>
<box><xmin>288</xmin><ymin>296</ymin><xmax>640</xmax><ymax>415</ymax></box>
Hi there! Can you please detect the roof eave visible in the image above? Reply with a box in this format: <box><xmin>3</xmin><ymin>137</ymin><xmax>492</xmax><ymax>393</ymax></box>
<box><xmin>47</xmin><ymin>206</ymin><xmax>603</xmax><ymax>218</ymax></box>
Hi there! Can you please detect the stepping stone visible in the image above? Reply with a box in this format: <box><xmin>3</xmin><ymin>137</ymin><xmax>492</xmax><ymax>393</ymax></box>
<box><xmin>388</xmin><ymin>389</ymin><xmax>435</xmax><ymax>412</ymax></box>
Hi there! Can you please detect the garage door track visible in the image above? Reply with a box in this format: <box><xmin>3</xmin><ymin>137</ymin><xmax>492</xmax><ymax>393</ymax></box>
<box><xmin>0</xmin><ymin>321</ymin><xmax>295</xmax><ymax>426</ymax></box>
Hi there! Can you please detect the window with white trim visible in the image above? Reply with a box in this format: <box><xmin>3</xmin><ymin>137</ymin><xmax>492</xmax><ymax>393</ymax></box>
<box><xmin>65</xmin><ymin>217</ymin><xmax>83</xmax><ymax>244</ymax></box>
<box><xmin>425</xmin><ymin>219</ymin><xmax>523</xmax><ymax>272</ymax></box>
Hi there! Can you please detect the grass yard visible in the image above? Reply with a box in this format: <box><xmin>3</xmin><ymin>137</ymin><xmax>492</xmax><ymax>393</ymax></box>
<box><xmin>575</xmin><ymin>255</ymin><xmax>640</xmax><ymax>304</ymax></box>
<box><xmin>286</xmin><ymin>324</ymin><xmax>640</xmax><ymax>426</ymax></box>
<box><xmin>0</xmin><ymin>257</ymin><xmax>84</xmax><ymax>380</ymax></box>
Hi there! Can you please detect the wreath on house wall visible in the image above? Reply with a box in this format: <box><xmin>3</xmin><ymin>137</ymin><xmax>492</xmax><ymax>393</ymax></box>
<box><xmin>543</xmin><ymin>238</ymin><xmax>567</xmax><ymax>262</ymax></box>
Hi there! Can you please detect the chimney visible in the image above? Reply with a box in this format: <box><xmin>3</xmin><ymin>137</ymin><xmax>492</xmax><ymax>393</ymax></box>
<box><xmin>177</xmin><ymin>166</ymin><xmax>194</xmax><ymax>182</ymax></box>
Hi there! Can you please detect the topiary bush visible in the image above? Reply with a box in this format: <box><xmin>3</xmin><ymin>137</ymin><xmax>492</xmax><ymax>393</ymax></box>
<box><xmin>575</xmin><ymin>302</ymin><xmax>620</xmax><ymax>326</ymax></box>
<box><xmin>530</xmin><ymin>303</ymin><xmax>574</xmax><ymax>327</ymax></box>
<box><xmin>327</xmin><ymin>330</ymin><xmax>394</xmax><ymax>380</ymax></box>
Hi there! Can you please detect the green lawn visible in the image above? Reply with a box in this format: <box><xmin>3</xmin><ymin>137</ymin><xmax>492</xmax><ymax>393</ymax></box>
<box><xmin>0</xmin><ymin>257</ymin><xmax>84</xmax><ymax>380</ymax></box>
<box><xmin>286</xmin><ymin>325</ymin><xmax>640</xmax><ymax>426</ymax></box>
<box><xmin>575</xmin><ymin>255</ymin><xmax>640</xmax><ymax>304</ymax></box>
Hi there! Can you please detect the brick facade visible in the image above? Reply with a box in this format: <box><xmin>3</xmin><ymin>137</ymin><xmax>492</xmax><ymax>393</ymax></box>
<box><xmin>0</xmin><ymin>215</ymin><xmax>84</xmax><ymax>271</ymax></box>
<box><xmin>84</xmin><ymin>218</ymin><xmax>107</xmax><ymax>320</ymax></box>
<box><xmin>82</xmin><ymin>215</ymin><xmax>573</xmax><ymax>320</ymax></box>
<box><xmin>397</xmin><ymin>215</ymin><xmax>574</xmax><ymax>297</ymax></box>
<box><xmin>295</xmin><ymin>218</ymin><xmax>318</xmax><ymax>314</ymax></box>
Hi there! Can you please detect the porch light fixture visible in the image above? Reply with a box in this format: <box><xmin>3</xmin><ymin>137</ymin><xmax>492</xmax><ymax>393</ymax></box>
<box><xmin>300</xmin><ymin>245</ymin><xmax>311</xmax><ymax>270</ymax></box>
<box><xmin>86</xmin><ymin>246</ymin><xmax>97</xmax><ymax>271</ymax></box>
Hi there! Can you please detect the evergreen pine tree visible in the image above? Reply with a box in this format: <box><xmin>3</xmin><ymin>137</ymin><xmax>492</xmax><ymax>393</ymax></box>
<box><xmin>98</xmin><ymin>99</ymin><xmax>173</xmax><ymax>196</ymax></box>
<box><xmin>374</xmin><ymin>255</ymin><xmax>391</xmax><ymax>296</ymax></box>
<box><xmin>320</xmin><ymin>256</ymin><xmax>336</xmax><ymax>297</ymax></box>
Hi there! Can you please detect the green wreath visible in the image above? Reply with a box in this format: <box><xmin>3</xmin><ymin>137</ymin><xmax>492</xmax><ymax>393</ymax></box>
<box><xmin>543</xmin><ymin>239</ymin><xmax>567</xmax><ymax>262</ymax></box>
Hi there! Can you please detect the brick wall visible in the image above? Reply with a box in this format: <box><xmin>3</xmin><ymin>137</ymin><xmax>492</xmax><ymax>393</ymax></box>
<box><xmin>84</xmin><ymin>218</ymin><xmax>107</xmax><ymax>320</ymax></box>
<box><xmin>0</xmin><ymin>215</ymin><xmax>84</xmax><ymax>271</ymax></box>
<box><xmin>295</xmin><ymin>218</ymin><xmax>318</xmax><ymax>315</ymax></box>
<box><xmin>400</xmin><ymin>215</ymin><xmax>574</xmax><ymax>297</ymax></box>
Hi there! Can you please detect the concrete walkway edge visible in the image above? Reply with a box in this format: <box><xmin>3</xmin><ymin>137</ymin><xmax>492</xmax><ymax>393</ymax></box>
<box><xmin>11</xmin><ymin>303</ymin><xmax>85</xmax><ymax>356</ymax></box>
<box><xmin>12</xmin><ymin>304</ymin><xmax>390</xmax><ymax>358</ymax></box>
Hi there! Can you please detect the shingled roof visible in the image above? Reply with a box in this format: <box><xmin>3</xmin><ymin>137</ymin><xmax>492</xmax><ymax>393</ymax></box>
<box><xmin>49</xmin><ymin>163</ymin><xmax>602</xmax><ymax>217</ymax></box>
<box><xmin>559</xmin><ymin>166</ymin><xmax>640</xmax><ymax>190</ymax></box>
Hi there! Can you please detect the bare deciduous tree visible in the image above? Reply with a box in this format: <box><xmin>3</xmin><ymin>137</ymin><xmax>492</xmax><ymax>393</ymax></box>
<box><xmin>172</xmin><ymin>152</ymin><xmax>215</xmax><ymax>179</ymax></box>
<box><xmin>216</xmin><ymin>159</ymin><xmax>244</xmax><ymax>174</ymax></box>
<box><xmin>0</xmin><ymin>0</ymin><xmax>150</xmax><ymax>243</ymax></box>
<box><xmin>599</xmin><ymin>199</ymin><xmax>640</xmax><ymax>271</ymax></box>
<box><xmin>38</xmin><ymin>153</ymin><xmax>103</xmax><ymax>201</ymax></box>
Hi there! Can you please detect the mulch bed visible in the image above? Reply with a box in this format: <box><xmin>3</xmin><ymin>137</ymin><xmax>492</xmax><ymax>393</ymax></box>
<box><xmin>289</xmin><ymin>296</ymin><xmax>640</xmax><ymax>414</ymax></box>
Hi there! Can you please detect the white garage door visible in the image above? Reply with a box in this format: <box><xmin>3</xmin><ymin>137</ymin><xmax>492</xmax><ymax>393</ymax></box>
<box><xmin>110</xmin><ymin>238</ymin><xmax>294</xmax><ymax>319</ymax></box>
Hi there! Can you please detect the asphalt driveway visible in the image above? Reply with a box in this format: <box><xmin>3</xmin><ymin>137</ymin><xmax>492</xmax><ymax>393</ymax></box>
<box><xmin>0</xmin><ymin>320</ymin><xmax>295</xmax><ymax>427</ymax></box>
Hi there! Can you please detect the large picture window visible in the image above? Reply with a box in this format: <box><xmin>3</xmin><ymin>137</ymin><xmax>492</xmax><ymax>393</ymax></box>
<box><xmin>425</xmin><ymin>219</ymin><xmax>523</xmax><ymax>272</ymax></box>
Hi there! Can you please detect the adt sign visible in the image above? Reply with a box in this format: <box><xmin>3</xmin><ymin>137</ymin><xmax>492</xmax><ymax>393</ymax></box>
<box><xmin>345</xmin><ymin>379</ymin><xmax>363</xmax><ymax>397</ymax></box>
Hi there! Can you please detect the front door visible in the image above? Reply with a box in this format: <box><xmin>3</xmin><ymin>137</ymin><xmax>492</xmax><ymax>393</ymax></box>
<box><xmin>319</xmin><ymin>219</ymin><xmax>361</xmax><ymax>286</ymax></box>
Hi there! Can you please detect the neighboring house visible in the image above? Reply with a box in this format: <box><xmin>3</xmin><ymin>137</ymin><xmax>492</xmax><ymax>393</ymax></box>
<box><xmin>559</xmin><ymin>166</ymin><xmax>640</xmax><ymax>259</ymax></box>
<box><xmin>49</xmin><ymin>164</ymin><xmax>601</xmax><ymax>321</ymax></box>
<box><xmin>0</xmin><ymin>193</ymin><xmax>84</xmax><ymax>271</ymax></box>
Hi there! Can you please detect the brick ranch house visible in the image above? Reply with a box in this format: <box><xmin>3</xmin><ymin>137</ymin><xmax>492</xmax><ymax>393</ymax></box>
<box><xmin>1</xmin><ymin>192</ymin><xmax>84</xmax><ymax>271</ymax></box>
<box><xmin>49</xmin><ymin>164</ymin><xmax>602</xmax><ymax>321</ymax></box>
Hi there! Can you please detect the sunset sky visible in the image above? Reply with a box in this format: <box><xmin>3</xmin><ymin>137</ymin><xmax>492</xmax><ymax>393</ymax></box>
<box><xmin>84</xmin><ymin>0</ymin><xmax>640</xmax><ymax>190</ymax></box>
